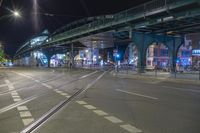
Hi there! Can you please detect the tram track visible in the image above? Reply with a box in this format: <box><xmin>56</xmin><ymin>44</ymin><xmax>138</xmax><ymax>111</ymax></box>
<box><xmin>0</xmin><ymin>70</ymin><xmax>98</xmax><ymax>96</ymax></box>
<box><xmin>20</xmin><ymin>70</ymin><xmax>108</xmax><ymax>133</ymax></box>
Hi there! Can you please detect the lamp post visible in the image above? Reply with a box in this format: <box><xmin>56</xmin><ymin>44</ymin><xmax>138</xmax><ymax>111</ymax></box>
<box><xmin>13</xmin><ymin>11</ymin><xmax>21</xmax><ymax>17</ymax></box>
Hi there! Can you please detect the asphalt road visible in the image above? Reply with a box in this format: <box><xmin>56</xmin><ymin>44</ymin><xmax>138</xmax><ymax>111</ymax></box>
<box><xmin>0</xmin><ymin>67</ymin><xmax>199</xmax><ymax>133</ymax></box>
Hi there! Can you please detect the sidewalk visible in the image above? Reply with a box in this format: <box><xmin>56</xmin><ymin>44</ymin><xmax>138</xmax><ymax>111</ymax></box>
<box><xmin>110</xmin><ymin>70</ymin><xmax>200</xmax><ymax>84</ymax></box>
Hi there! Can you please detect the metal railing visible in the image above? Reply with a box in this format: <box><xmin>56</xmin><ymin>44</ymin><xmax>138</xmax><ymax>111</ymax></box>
<box><xmin>49</xmin><ymin>0</ymin><xmax>195</xmax><ymax>43</ymax></box>
<box><xmin>114</xmin><ymin>64</ymin><xmax>200</xmax><ymax>80</ymax></box>
<box><xmin>15</xmin><ymin>0</ymin><xmax>199</xmax><ymax>56</ymax></box>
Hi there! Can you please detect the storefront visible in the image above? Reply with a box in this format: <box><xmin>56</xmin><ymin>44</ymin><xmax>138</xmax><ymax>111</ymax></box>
<box><xmin>192</xmin><ymin>49</ymin><xmax>200</xmax><ymax>69</ymax></box>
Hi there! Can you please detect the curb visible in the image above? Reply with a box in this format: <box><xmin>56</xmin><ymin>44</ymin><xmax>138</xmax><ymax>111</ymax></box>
<box><xmin>110</xmin><ymin>71</ymin><xmax>200</xmax><ymax>84</ymax></box>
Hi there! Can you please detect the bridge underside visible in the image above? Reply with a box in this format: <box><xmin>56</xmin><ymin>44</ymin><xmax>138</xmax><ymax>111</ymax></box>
<box><xmin>14</xmin><ymin>0</ymin><xmax>200</xmax><ymax>71</ymax></box>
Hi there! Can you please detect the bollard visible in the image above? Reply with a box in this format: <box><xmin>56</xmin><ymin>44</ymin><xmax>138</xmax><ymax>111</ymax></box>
<box><xmin>174</xmin><ymin>69</ymin><xmax>177</xmax><ymax>78</ymax></box>
<box><xmin>155</xmin><ymin>66</ymin><xmax>157</xmax><ymax>77</ymax></box>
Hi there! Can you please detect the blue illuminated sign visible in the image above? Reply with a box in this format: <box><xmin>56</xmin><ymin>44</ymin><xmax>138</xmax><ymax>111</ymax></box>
<box><xmin>192</xmin><ymin>49</ymin><xmax>200</xmax><ymax>56</ymax></box>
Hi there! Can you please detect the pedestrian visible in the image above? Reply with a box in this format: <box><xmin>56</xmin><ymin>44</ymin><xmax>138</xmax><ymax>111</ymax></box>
<box><xmin>70</xmin><ymin>61</ymin><xmax>72</xmax><ymax>69</ymax></box>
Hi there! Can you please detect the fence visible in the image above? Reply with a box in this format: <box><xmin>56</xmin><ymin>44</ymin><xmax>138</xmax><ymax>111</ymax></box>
<box><xmin>115</xmin><ymin>64</ymin><xmax>200</xmax><ymax>81</ymax></box>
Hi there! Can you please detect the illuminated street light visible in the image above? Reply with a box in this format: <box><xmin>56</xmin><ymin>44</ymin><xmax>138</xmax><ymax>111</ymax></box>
<box><xmin>13</xmin><ymin>10</ymin><xmax>21</xmax><ymax>17</ymax></box>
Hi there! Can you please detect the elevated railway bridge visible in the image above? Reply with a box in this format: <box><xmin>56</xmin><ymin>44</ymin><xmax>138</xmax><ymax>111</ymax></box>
<box><xmin>14</xmin><ymin>0</ymin><xmax>200</xmax><ymax>71</ymax></box>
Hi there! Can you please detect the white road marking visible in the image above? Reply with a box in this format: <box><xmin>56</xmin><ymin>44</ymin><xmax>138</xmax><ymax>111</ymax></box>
<box><xmin>34</xmin><ymin>80</ymin><xmax>40</xmax><ymax>83</ymax></box>
<box><xmin>19</xmin><ymin>111</ymin><xmax>32</xmax><ymax>118</ymax></box>
<box><xmin>22</xmin><ymin>118</ymin><xmax>34</xmax><ymax>126</ymax></box>
<box><xmin>104</xmin><ymin>116</ymin><xmax>123</xmax><ymax>123</ymax></box>
<box><xmin>17</xmin><ymin>106</ymin><xmax>28</xmax><ymax>111</ymax></box>
<box><xmin>80</xmin><ymin>71</ymin><xmax>98</xmax><ymax>79</ymax></box>
<box><xmin>93</xmin><ymin>110</ymin><xmax>108</xmax><ymax>116</ymax></box>
<box><xmin>56</xmin><ymin>90</ymin><xmax>62</xmax><ymax>93</ymax></box>
<box><xmin>83</xmin><ymin>71</ymin><xmax>108</xmax><ymax>91</ymax></box>
<box><xmin>11</xmin><ymin>71</ymin><xmax>53</xmax><ymax>90</ymax></box>
<box><xmin>4</xmin><ymin>79</ymin><xmax>35</xmax><ymax>126</ymax></box>
<box><xmin>13</xmin><ymin>98</ymin><xmax>22</xmax><ymax>102</ymax></box>
<box><xmin>60</xmin><ymin>92</ymin><xmax>69</xmax><ymax>96</ymax></box>
<box><xmin>0</xmin><ymin>84</ymin><xmax>7</xmax><ymax>88</ymax></box>
<box><xmin>76</xmin><ymin>101</ymin><xmax>87</xmax><ymax>105</ymax></box>
<box><xmin>11</xmin><ymin>90</ymin><xmax>17</xmax><ymax>93</ymax></box>
<box><xmin>116</xmin><ymin>89</ymin><xmax>158</xmax><ymax>100</ymax></box>
<box><xmin>83</xmin><ymin>105</ymin><xmax>96</xmax><ymax>110</ymax></box>
<box><xmin>0</xmin><ymin>96</ymin><xmax>37</xmax><ymax>114</ymax></box>
<box><xmin>75</xmin><ymin>98</ymin><xmax>143</xmax><ymax>132</ymax></box>
<box><xmin>12</xmin><ymin>95</ymin><xmax>20</xmax><ymax>98</ymax></box>
<box><xmin>41</xmin><ymin>83</ymin><xmax>53</xmax><ymax>89</ymax></box>
<box><xmin>120</xmin><ymin>124</ymin><xmax>142</xmax><ymax>133</ymax></box>
<box><xmin>11</xmin><ymin>92</ymin><xmax>19</xmax><ymax>96</ymax></box>
<box><xmin>65</xmin><ymin>95</ymin><xmax>71</xmax><ymax>98</ymax></box>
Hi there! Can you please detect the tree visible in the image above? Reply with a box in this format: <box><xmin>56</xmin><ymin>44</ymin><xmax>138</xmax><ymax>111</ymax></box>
<box><xmin>0</xmin><ymin>49</ymin><xmax>5</xmax><ymax>63</ymax></box>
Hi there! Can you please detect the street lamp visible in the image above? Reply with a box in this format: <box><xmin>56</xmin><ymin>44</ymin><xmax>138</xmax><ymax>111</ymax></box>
<box><xmin>13</xmin><ymin>11</ymin><xmax>21</xmax><ymax>17</ymax></box>
<box><xmin>0</xmin><ymin>9</ymin><xmax>21</xmax><ymax>20</ymax></box>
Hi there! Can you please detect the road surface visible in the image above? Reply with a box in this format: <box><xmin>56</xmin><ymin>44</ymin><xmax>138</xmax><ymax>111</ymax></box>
<box><xmin>0</xmin><ymin>67</ymin><xmax>199</xmax><ymax>133</ymax></box>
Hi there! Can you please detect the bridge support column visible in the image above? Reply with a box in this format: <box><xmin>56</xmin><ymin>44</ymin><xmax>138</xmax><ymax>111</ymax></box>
<box><xmin>69</xmin><ymin>43</ymin><xmax>75</xmax><ymax>69</ymax></box>
<box><xmin>167</xmin><ymin>37</ymin><xmax>184</xmax><ymax>73</ymax></box>
<box><xmin>42</xmin><ymin>49</ymin><xmax>55</xmax><ymax>68</ymax></box>
<box><xmin>132</xmin><ymin>32</ymin><xmax>152</xmax><ymax>73</ymax></box>
<box><xmin>30</xmin><ymin>52</ymin><xmax>36</xmax><ymax>67</ymax></box>
<box><xmin>132</xmin><ymin>31</ymin><xmax>184</xmax><ymax>73</ymax></box>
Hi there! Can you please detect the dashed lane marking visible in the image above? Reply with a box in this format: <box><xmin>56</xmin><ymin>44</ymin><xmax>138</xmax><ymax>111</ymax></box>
<box><xmin>4</xmin><ymin>79</ymin><xmax>35</xmax><ymax>127</ymax></box>
<box><xmin>19</xmin><ymin>111</ymin><xmax>32</xmax><ymax>118</ymax></box>
<box><xmin>116</xmin><ymin>89</ymin><xmax>158</xmax><ymax>100</ymax></box>
<box><xmin>76</xmin><ymin>101</ymin><xmax>87</xmax><ymax>105</ymax></box>
<box><xmin>76</xmin><ymin>100</ymin><xmax>143</xmax><ymax>133</ymax></box>
<box><xmin>13</xmin><ymin>98</ymin><xmax>22</xmax><ymax>102</ymax></box>
<box><xmin>65</xmin><ymin>95</ymin><xmax>71</xmax><ymax>98</ymax></box>
<box><xmin>56</xmin><ymin>90</ymin><xmax>62</xmax><ymax>93</ymax></box>
<box><xmin>93</xmin><ymin>110</ymin><xmax>108</xmax><ymax>116</ymax></box>
<box><xmin>0</xmin><ymin>96</ymin><xmax>37</xmax><ymax>114</ymax></box>
<box><xmin>59</xmin><ymin>92</ymin><xmax>69</xmax><ymax>96</ymax></box>
<box><xmin>41</xmin><ymin>83</ymin><xmax>53</xmax><ymax>89</ymax></box>
<box><xmin>17</xmin><ymin>106</ymin><xmax>28</xmax><ymax>111</ymax></box>
<box><xmin>12</xmin><ymin>95</ymin><xmax>20</xmax><ymax>98</ymax></box>
<box><xmin>120</xmin><ymin>124</ymin><xmax>142</xmax><ymax>133</ymax></box>
<box><xmin>22</xmin><ymin>118</ymin><xmax>34</xmax><ymax>126</ymax></box>
<box><xmin>83</xmin><ymin>105</ymin><xmax>97</xmax><ymax>110</ymax></box>
<box><xmin>104</xmin><ymin>116</ymin><xmax>123</xmax><ymax>123</ymax></box>
<box><xmin>11</xmin><ymin>92</ymin><xmax>18</xmax><ymax>96</ymax></box>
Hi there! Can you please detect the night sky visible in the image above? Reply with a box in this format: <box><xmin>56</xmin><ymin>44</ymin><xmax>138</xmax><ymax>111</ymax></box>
<box><xmin>0</xmin><ymin>0</ymin><xmax>150</xmax><ymax>57</ymax></box>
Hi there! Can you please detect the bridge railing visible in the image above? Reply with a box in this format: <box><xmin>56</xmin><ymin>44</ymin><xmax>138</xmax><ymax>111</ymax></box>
<box><xmin>49</xmin><ymin>0</ymin><xmax>192</xmax><ymax>44</ymax></box>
